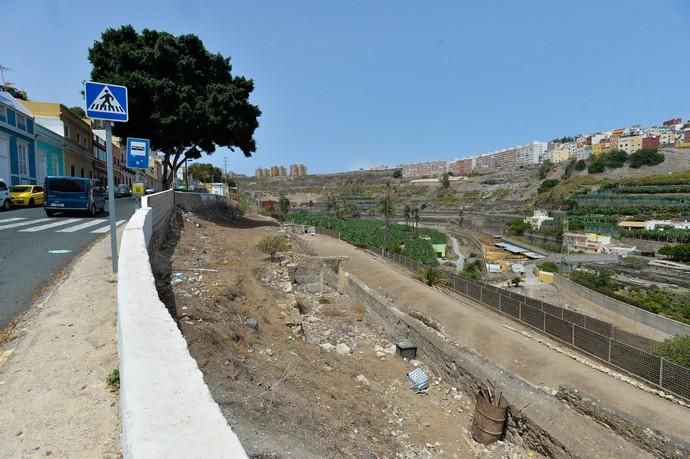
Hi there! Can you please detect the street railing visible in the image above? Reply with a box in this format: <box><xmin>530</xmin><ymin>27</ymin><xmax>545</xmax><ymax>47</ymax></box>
<box><xmin>313</xmin><ymin>226</ymin><xmax>690</xmax><ymax>402</ymax></box>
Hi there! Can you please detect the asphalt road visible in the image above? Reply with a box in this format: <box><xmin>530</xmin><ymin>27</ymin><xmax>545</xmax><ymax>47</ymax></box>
<box><xmin>0</xmin><ymin>197</ymin><xmax>136</xmax><ymax>329</ymax></box>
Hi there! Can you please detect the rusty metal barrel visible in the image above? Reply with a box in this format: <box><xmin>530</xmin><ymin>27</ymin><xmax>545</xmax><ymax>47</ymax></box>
<box><xmin>471</xmin><ymin>391</ymin><xmax>508</xmax><ymax>444</ymax></box>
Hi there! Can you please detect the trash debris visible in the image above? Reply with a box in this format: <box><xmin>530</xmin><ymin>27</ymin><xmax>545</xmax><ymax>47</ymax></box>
<box><xmin>171</xmin><ymin>272</ymin><xmax>186</xmax><ymax>285</ymax></box>
<box><xmin>408</xmin><ymin>367</ymin><xmax>429</xmax><ymax>393</ymax></box>
<box><xmin>396</xmin><ymin>339</ymin><xmax>417</xmax><ymax>359</ymax></box>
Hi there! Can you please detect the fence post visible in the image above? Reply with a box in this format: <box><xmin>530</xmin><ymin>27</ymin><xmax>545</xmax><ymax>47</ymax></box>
<box><xmin>480</xmin><ymin>287</ymin><xmax>483</xmax><ymax>303</ymax></box>
<box><xmin>608</xmin><ymin>338</ymin><xmax>612</xmax><ymax>362</ymax></box>
<box><xmin>659</xmin><ymin>358</ymin><xmax>664</xmax><ymax>387</ymax></box>
<box><xmin>543</xmin><ymin>312</ymin><xmax>546</xmax><ymax>331</ymax></box>
<box><xmin>519</xmin><ymin>303</ymin><xmax>522</xmax><ymax>321</ymax></box>
<box><xmin>571</xmin><ymin>323</ymin><xmax>575</xmax><ymax>345</ymax></box>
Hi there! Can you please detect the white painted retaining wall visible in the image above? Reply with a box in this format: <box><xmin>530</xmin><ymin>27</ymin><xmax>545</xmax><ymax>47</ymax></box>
<box><xmin>554</xmin><ymin>274</ymin><xmax>690</xmax><ymax>338</ymax></box>
<box><xmin>118</xmin><ymin>192</ymin><xmax>246</xmax><ymax>458</ymax></box>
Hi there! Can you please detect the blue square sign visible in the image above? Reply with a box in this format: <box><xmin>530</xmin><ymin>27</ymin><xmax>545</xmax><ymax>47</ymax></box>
<box><xmin>126</xmin><ymin>138</ymin><xmax>150</xmax><ymax>169</ymax></box>
<box><xmin>85</xmin><ymin>81</ymin><xmax>128</xmax><ymax>122</ymax></box>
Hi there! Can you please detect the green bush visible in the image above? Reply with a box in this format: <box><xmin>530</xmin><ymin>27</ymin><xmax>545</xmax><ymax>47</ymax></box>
<box><xmin>588</xmin><ymin>149</ymin><xmax>628</xmax><ymax>173</ymax></box>
<box><xmin>538</xmin><ymin>160</ymin><xmax>554</xmax><ymax>179</ymax></box>
<box><xmin>652</xmin><ymin>336</ymin><xmax>690</xmax><ymax>368</ymax></box>
<box><xmin>538</xmin><ymin>179</ymin><xmax>560</xmax><ymax>193</ymax></box>
<box><xmin>538</xmin><ymin>261</ymin><xmax>559</xmax><ymax>273</ymax></box>
<box><xmin>574</xmin><ymin>159</ymin><xmax>587</xmax><ymax>171</ymax></box>
<box><xmin>506</xmin><ymin>218</ymin><xmax>530</xmax><ymax>236</ymax></box>
<box><xmin>629</xmin><ymin>148</ymin><xmax>664</xmax><ymax>169</ymax></box>
<box><xmin>658</xmin><ymin>243</ymin><xmax>690</xmax><ymax>262</ymax></box>
<box><xmin>257</xmin><ymin>235</ymin><xmax>290</xmax><ymax>261</ymax></box>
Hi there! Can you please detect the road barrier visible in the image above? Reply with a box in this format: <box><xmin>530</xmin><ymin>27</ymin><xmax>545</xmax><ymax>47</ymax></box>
<box><xmin>118</xmin><ymin>190</ymin><xmax>246</xmax><ymax>458</ymax></box>
<box><xmin>313</xmin><ymin>227</ymin><xmax>690</xmax><ymax>402</ymax></box>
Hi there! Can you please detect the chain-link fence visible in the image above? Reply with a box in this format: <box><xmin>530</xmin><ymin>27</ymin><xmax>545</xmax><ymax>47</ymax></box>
<box><xmin>312</xmin><ymin>226</ymin><xmax>690</xmax><ymax>401</ymax></box>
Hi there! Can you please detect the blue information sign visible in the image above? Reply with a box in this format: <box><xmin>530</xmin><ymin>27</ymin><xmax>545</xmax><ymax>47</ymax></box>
<box><xmin>126</xmin><ymin>138</ymin><xmax>150</xmax><ymax>169</ymax></box>
<box><xmin>85</xmin><ymin>81</ymin><xmax>128</xmax><ymax>122</ymax></box>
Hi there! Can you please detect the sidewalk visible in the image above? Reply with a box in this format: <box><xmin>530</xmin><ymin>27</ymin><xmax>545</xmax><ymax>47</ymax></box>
<box><xmin>0</xmin><ymin>234</ymin><xmax>120</xmax><ymax>458</ymax></box>
<box><xmin>301</xmin><ymin>234</ymin><xmax>690</xmax><ymax>443</ymax></box>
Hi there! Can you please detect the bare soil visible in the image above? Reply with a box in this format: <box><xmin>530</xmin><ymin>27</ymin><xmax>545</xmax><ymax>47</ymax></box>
<box><xmin>166</xmin><ymin>211</ymin><xmax>533</xmax><ymax>458</ymax></box>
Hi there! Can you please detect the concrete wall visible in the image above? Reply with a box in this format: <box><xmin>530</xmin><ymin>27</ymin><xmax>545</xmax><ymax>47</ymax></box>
<box><xmin>553</xmin><ymin>274</ymin><xmax>690</xmax><ymax>338</ymax></box>
<box><xmin>141</xmin><ymin>190</ymin><xmax>175</xmax><ymax>234</ymax></box>
<box><xmin>175</xmin><ymin>191</ymin><xmax>228</xmax><ymax>213</ymax></box>
<box><xmin>117</xmin><ymin>193</ymin><xmax>246</xmax><ymax>458</ymax></box>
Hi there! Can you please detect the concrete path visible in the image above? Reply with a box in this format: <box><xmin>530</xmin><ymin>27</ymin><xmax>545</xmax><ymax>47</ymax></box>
<box><xmin>0</xmin><ymin>233</ymin><xmax>120</xmax><ymax>458</ymax></box>
<box><xmin>302</xmin><ymin>234</ymin><xmax>690</xmax><ymax>443</ymax></box>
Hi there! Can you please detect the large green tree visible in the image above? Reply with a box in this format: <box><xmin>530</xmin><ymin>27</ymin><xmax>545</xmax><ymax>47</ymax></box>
<box><xmin>187</xmin><ymin>163</ymin><xmax>223</xmax><ymax>183</ymax></box>
<box><xmin>88</xmin><ymin>26</ymin><xmax>261</xmax><ymax>188</ymax></box>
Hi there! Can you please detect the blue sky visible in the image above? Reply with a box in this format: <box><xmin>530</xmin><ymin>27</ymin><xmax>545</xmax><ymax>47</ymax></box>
<box><xmin>4</xmin><ymin>0</ymin><xmax>690</xmax><ymax>175</ymax></box>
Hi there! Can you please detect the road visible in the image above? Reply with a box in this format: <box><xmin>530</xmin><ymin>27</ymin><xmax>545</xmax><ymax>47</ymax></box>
<box><xmin>0</xmin><ymin>197</ymin><xmax>136</xmax><ymax>329</ymax></box>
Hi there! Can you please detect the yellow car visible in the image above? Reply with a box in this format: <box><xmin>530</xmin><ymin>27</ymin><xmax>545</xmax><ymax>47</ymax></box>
<box><xmin>10</xmin><ymin>185</ymin><xmax>45</xmax><ymax>207</ymax></box>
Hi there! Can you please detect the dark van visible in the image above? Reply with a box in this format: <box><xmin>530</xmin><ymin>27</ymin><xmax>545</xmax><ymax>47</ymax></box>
<box><xmin>44</xmin><ymin>177</ymin><xmax>106</xmax><ymax>217</ymax></box>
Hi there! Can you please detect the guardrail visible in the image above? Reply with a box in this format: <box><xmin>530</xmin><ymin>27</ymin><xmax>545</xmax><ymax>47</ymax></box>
<box><xmin>118</xmin><ymin>191</ymin><xmax>246</xmax><ymax>458</ymax></box>
<box><xmin>312</xmin><ymin>227</ymin><xmax>690</xmax><ymax>402</ymax></box>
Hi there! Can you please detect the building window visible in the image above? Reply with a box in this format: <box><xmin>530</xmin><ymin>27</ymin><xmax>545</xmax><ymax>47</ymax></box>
<box><xmin>0</xmin><ymin>105</ymin><xmax>6</xmax><ymax>120</ymax></box>
<box><xmin>17</xmin><ymin>142</ymin><xmax>29</xmax><ymax>176</ymax></box>
<box><xmin>17</xmin><ymin>114</ymin><xmax>26</xmax><ymax>130</ymax></box>
<box><xmin>80</xmin><ymin>168</ymin><xmax>84</xmax><ymax>178</ymax></box>
<box><xmin>70</xmin><ymin>165</ymin><xmax>76</xmax><ymax>176</ymax></box>
<box><xmin>52</xmin><ymin>156</ymin><xmax>60</xmax><ymax>176</ymax></box>
<box><xmin>64</xmin><ymin>125</ymin><xmax>71</xmax><ymax>138</ymax></box>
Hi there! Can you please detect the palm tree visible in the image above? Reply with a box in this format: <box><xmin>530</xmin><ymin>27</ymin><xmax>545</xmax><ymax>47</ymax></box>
<box><xmin>420</xmin><ymin>266</ymin><xmax>448</xmax><ymax>287</ymax></box>
<box><xmin>379</xmin><ymin>182</ymin><xmax>395</xmax><ymax>249</ymax></box>
<box><xmin>403</xmin><ymin>204</ymin><xmax>411</xmax><ymax>228</ymax></box>
<box><xmin>411</xmin><ymin>206</ymin><xmax>420</xmax><ymax>234</ymax></box>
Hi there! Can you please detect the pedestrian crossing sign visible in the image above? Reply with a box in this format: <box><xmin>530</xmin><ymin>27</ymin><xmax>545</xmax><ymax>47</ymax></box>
<box><xmin>85</xmin><ymin>81</ymin><xmax>128</xmax><ymax>122</ymax></box>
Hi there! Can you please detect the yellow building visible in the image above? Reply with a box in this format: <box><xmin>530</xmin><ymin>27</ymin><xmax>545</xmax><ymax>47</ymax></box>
<box><xmin>21</xmin><ymin>101</ymin><xmax>94</xmax><ymax>178</ymax></box>
<box><xmin>618</xmin><ymin>135</ymin><xmax>642</xmax><ymax>154</ymax></box>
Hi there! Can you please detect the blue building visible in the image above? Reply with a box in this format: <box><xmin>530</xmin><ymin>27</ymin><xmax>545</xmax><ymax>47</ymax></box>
<box><xmin>0</xmin><ymin>91</ymin><xmax>37</xmax><ymax>185</ymax></box>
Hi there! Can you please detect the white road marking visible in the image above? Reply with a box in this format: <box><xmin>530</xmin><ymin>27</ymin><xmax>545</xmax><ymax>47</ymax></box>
<box><xmin>90</xmin><ymin>220</ymin><xmax>126</xmax><ymax>233</ymax></box>
<box><xmin>19</xmin><ymin>218</ymin><xmax>83</xmax><ymax>232</ymax></box>
<box><xmin>0</xmin><ymin>218</ymin><xmax>52</xmax><ymax>231</ymax></box>
<box><xmin>0</xmin><ymin>217</ymin><xmax>26</xmax><ymax>224</ymax></box>
<box><xmin>48</xmin><ymin>249</ymin><xmax>72</xmax><ymax>254</ymax></box>
<box><xmin>56</xmin><ymin>219</ymin><xmax>107</xmax><ymax>233</ymax></box>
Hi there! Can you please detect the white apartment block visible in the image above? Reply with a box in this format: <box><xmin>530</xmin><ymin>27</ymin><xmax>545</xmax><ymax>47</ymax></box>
<box><xmin>516</xmin><ymin>141</ymin><xmax>547</xmax><ymax>165</ymax></box>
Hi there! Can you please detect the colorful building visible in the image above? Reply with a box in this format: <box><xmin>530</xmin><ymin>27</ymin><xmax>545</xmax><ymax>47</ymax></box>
<box><xmin>0</xmin><ymin>91</ymin><xmax>37</xmax><ymax>185</ymax></box>
<box><xmin>21</xmin><ymin>101</ymin><xmax>93</xmax><ymax>179</ymax></box>
<box><xmin>618</xmin><ymin>135</ymin><xmax>642</xmax><ymax>154</ymax></box>
<box><xmin>35</xmin><ymin>122</ymin><xmax>64</xmax><ymax>181</ymax></box>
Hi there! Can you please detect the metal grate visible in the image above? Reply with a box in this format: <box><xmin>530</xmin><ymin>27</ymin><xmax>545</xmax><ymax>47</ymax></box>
<box><xmin>545</xmin><ymin>314</ymin><xmax>573</xmax><ymax>343</ymax></box>
<box><xmin>574</xmin><ymin>326</ymin><xmax>609</xmax><ymax>361</ymax></box>
<box><xmin>661</xmin><ymin>359</ymin><xmax>690</xmax><ymax>399</ymax></box>
<box><xmin>500</xmin><ymin>296</ymin><xmax>521</xmax><ymax>319</ymax></box>
<box><xmin>542</xmin><ymin>303</ymin><xmax>563</xmax><ymax>318</ymax></box>
<box><xmin>522</xmin><ymin>304</ymin><xmax>545</xmax><ymax>330</ymax></box>
<box><xmin>526</xmin><ymin>297</ymin><xmax>543</xmax><ymax>310</ymax></box>
<box><xmin>585</xmin><ymin>316</ymin><xmax>613</xmax><ymax>338</ymax></box>
<box><xmin>611</xmin><ymin>340</ymin><xmax>661</xmax><ymax>385</ymax></box>
<box><xmin>613</xmin><ymin>328</ymin><xmax>656</xmax><ymax>352</ymax></box>
<box><xmin>563</xmin><ymin>309</ymin><xmax>586</xmax><ymax>327</ymax></box>
<box><xmin>482</xmin><ymin>289</ymin><xmax>500</xmax><ymax>309</ymax></box>
<box><xmin>467</xmin><ymin>283</ymin><xmax>482</xmax><ymax>302</ymax></box>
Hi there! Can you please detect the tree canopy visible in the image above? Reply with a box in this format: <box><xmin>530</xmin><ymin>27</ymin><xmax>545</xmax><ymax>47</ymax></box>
<box><xmin>187</xmin><ymin>163</ymin><xmax>224</xmax><ymax>183</ymax></box>
<box><xmin>88</xmin><ymin>25</ymin><xmax>261</xmax><ymax>187</ymax></box>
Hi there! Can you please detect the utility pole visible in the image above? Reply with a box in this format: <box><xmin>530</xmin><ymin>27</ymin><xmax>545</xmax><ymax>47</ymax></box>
<box><xmin>184</xmin><ymin>158</ymin><xmax>189</xmax><ymax>190</ymax></box>
<box><xmin>383</xmin><ymin>181</ymin><xmax>392</xmax><ymax>253</ymax></box>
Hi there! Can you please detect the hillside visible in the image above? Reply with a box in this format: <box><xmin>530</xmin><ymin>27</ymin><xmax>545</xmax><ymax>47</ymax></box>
<box><xmin>238</xmin><ymin>147</ymin><xmax>690</xmax><ymax>218</ymax></box>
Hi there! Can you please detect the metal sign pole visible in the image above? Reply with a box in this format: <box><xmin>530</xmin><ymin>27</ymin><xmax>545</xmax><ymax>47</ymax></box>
<box><xmin>105</xmin><ymin>121</ymin><xmax>118</xmax><ymax>273</ymax></box>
